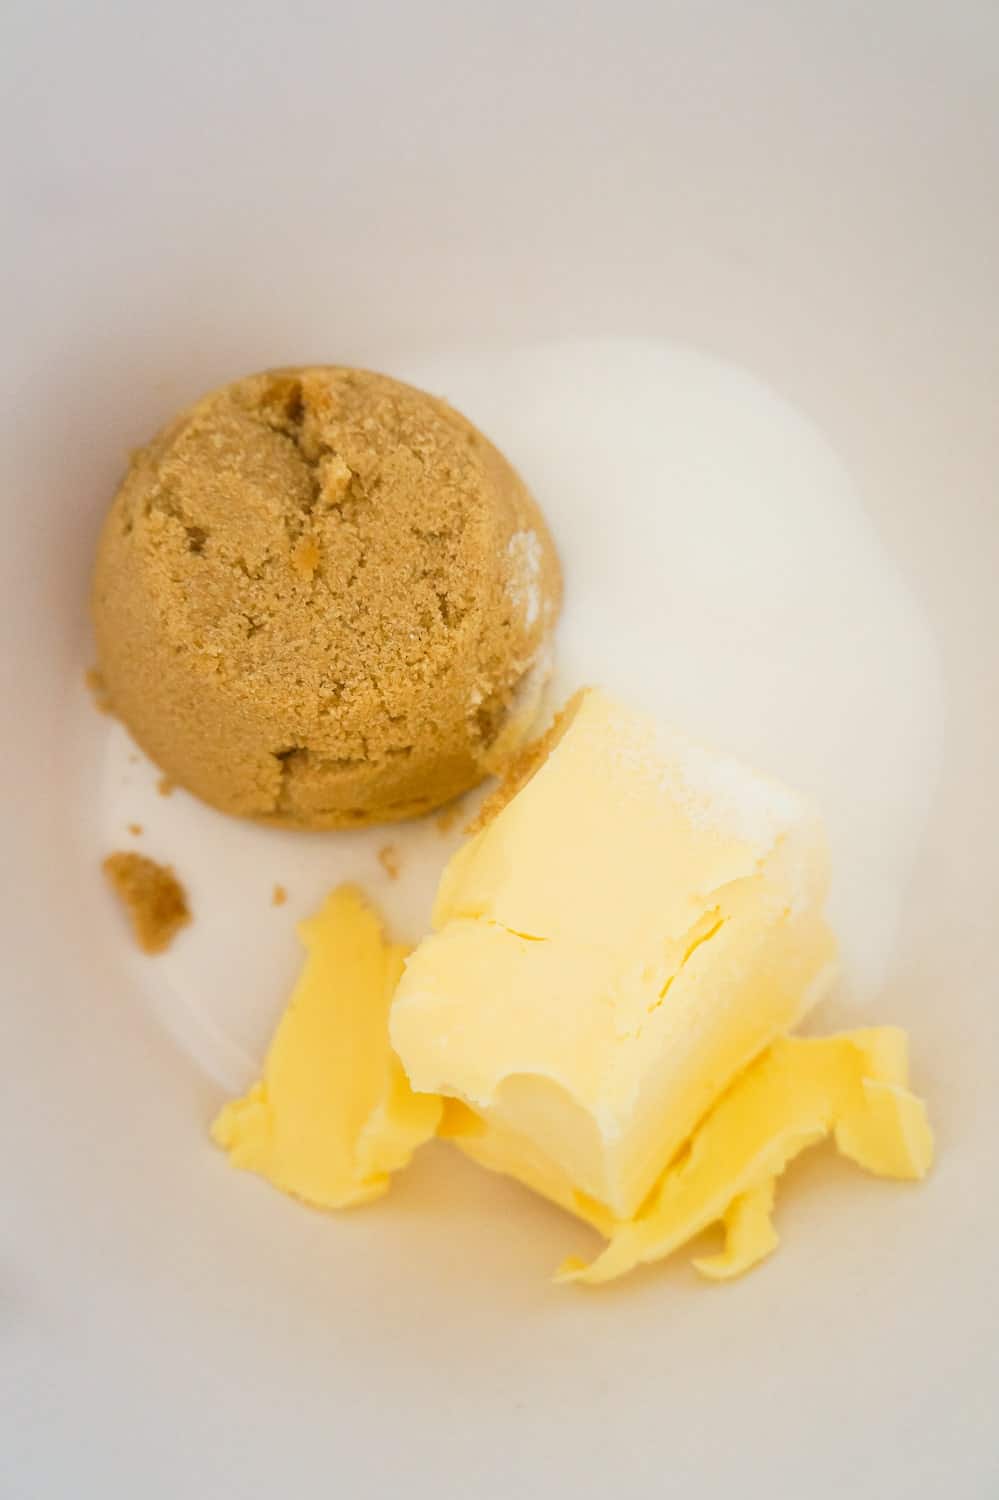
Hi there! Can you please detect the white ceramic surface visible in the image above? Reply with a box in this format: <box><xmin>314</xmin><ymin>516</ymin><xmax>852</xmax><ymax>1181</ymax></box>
<box><xmin>3</xmin><ymin>5</ymin><xmax>998</xmax><ymax>1498</ymax></box>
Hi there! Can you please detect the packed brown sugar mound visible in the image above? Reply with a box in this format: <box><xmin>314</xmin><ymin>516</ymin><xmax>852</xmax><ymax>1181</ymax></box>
<box><xmin>92</xmin><ymin>367</ymin><xmax>562</xmax><ymax>829</ymax></box>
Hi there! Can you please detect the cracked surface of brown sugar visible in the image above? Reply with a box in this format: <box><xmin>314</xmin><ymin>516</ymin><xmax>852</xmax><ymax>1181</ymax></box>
<box><xmin>92</xmin><ymin>367</ymin><xmax>561</xmax><ymax>829</ymax></box>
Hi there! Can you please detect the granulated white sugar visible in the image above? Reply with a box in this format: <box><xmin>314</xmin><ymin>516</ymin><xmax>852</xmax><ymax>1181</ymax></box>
<box><xmin>506</xmin><ymin>529</ymin><xmax>543</xmax><ymax>628</ymax></box>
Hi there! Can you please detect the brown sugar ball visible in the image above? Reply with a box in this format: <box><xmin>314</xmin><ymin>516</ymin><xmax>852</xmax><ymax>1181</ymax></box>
<box><xmin>92</xmin><ymin>367</ymin><xmax>562</xmax><ymax>829</ymax></box>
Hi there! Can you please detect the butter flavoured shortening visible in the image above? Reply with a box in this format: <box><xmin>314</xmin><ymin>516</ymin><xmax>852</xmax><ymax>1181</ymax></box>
<box><xmin>212</xmin><ymin>690</ymin><xmax>933</xmax><ymax>1286</ymax></box>
<box><xmin>391</xmin><ymin>688</ymin><xmax>839</xmax><ymax>1221</ymax></box>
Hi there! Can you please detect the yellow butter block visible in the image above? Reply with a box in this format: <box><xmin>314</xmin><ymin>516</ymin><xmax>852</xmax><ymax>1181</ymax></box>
<box><xmin>391</xmin><ymin>688</ymin><xmax>838</xmax><ymax>1221</ymax></box>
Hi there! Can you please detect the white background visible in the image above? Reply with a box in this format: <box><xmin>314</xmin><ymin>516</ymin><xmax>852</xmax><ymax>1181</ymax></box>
<box><xmin>3</xmin><ymin>4</ymin><xmax>998</xmax><ymax>1497</ymax></box>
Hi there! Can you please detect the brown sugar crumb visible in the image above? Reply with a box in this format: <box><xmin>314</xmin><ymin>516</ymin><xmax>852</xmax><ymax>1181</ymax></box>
<box><xmin>467</xmin><ymin>691</ymin><xmax>585</xmax><ymax>834</ymax></box>
<box><xmin>435</xmin><ymin>797</ymin><xmax>466</xmax><ymax>835</ymax></box>
<box><xmin>157</xmin><ymin>775</ymin><xmax>175</xmax><ymax>797</ymax></box>
<box><xmin>85</xmin><ymin>667</ymin><xmax>112</xmax><ymax>714</ymax></box>
<box><xmin>378</xmin><ymin>845</ymin><xmax>401</xmax><ymax>880</ymax></box>
<box><xmin>103</xmin><ymin>851</ymin><xmax>191</xmax><ymax>955</ymax></box>
<box><xmin>128</xmin><ymin>823</ymin><xmax>143</xmax><ymax>836</ymax></box>
<box><xmin>272</xmin><ymin>883</ymin><xmax>288</xmax><ymax>907</ymax></box>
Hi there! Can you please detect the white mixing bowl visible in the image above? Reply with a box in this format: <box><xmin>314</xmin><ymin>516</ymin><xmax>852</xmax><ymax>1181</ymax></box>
<box><xmin>3</xmin><ymin>5</ymin><xmax>997</xmax><ymax>1497</ymax></box>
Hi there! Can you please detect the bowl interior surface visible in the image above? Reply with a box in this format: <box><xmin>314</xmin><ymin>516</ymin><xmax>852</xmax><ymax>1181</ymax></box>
<box><xmin>3</xmin><ymin>4</ymin><xmax>998</xmax><ymax>1498</ymax></box>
